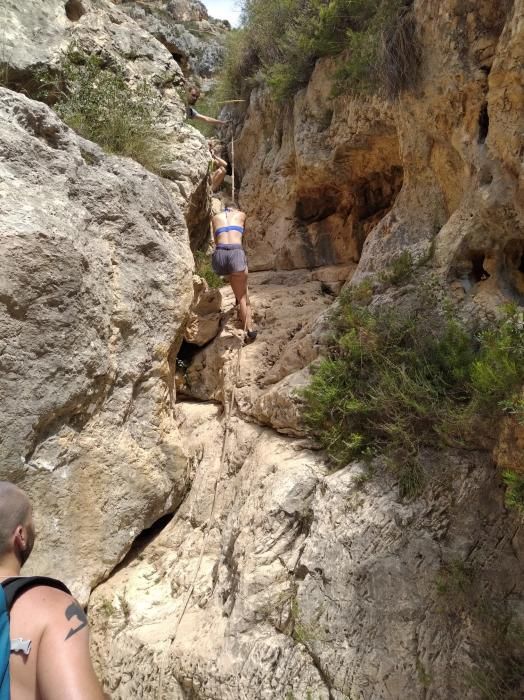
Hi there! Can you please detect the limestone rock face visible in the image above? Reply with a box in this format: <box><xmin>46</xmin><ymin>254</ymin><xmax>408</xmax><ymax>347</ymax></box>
<box><xmin>115</xmin><ymin>0</ymin><xmax>210</xmax><ymax>23</ymax></box>
<box><xmin>355</xmin><ymin>0</ymin><xmax>524</xmax><ymax>319</ymax></box>
<box><xmin>0</xmin><ymin>88</ymin><xmax>194</xmax><ymax>602</ymax></box>
<box><xmin>2</xmin><ymin>0</ymin><xmax>522</xmax><ymax>696</ymax></box>
<box><xmin>179</xmin><ymin>270</ymin><xmax>332</xmax><ymax>433</ymax></box>
<box><xmin>118</xmin><ymin>0</ymin><xmax>228</xmax><ymax>77</ymax></box>
<box><xmin>90</xmin><ymin>402</ymin><xmax>332</xmax><ymax>699</ymax></box>
<box><xmin>87</xmin><ymin>1</ymin><xmax>524</xmax><ymax>697</ymax></box>
<box><xmin>233</xmin><ymin>0</ymin><xmax>523</xmax><ymax>318</ymax></box>
<box><xmin>183</xmin><ymin>275</ymin><xmax>222</xmax><ymax>346</ymax></box>
<box><xmin>233</xmin><ymin>60</ymin><xmax>402</xmax><ymax>272</ymax></box>
<box><xmin>1</xmin><ymin>0</ymin><xmax>212</xmax><ymax>249</ymax></box>
<box><xmin>0</xmin><ymin>0</ymin><xmax>69</xmax><ymax>77</ymax></box>
<box><xmin>2</xmin><ymin>0</ymin><xmax>182</xmax><ymax>87</ymax></box>
<box><xmin>90</xmin><ymin>401</ymin><xmax>524</xmax><ymax>699</ymax></box>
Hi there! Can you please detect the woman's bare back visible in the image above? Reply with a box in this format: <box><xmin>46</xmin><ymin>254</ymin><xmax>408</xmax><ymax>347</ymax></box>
<box><xmin>212</xmin><ymin>208</ymin><xmax>246</xmax><ymax>245</ymax></box>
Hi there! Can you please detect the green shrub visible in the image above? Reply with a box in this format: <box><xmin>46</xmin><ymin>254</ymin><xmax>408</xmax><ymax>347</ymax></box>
<box><xmin>502</xmin><ymin>470</ymin><xmax>524</xmax><ymax>514</ymax></box>
<box><xmin>39</xmin><ymin>48</ymin><xmax>166</xmax><ymax>171</ymax></box>
<box><xmin>219</xmin><ymin>28</ymin><xmax>261</xmax><ymax>100</ymax></box>
<box><xmin>302</xmin><ymin>290</ymin><xmax>524</xmax><ymax>495</ymax></box>
<box><xmin>380</xmin><ymin>250</ymin><xmax>414</xmax><ymax>285</ymax></box>
<box><xmin>218</xmin><ymin>0</ymin><xmax>419</xmax><ymax>102</ymax></box>
<box><xmin>470</xmin><ymin>307</ymin><xmax>524</xmax><ymax>411</ymax></box>
<box><xmin>381</xmin><ymin>3</ymin><xmax>421</xmax><ymax>98</ymax></box>
<box><xmin>195</xmin><ymin>250</ymin><xmax>224</xmax><ymax>289</ymax></box>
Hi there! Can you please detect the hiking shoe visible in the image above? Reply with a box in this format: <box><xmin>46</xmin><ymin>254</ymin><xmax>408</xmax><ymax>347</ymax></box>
<box><xmin>245</xmin><ymin>329</ymin><xmax>258</xmax><ymax>343</ymax></box>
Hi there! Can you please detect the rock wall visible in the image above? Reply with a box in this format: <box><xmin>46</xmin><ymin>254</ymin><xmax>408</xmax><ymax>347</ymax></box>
<box><xmin>91</xmin><ymin>407</ymin><xmax>523</xmax><ymax>699</ymax></box>
<box><xmin>233</xmin><ymin>0</ymin><xmax>523</xmax><ymax>304</ymax></box>
<box><xmin>1</xmin><ymin>0</ymin><xmax>212</xmax><ymax>249</ymax></box>
<box><xmin>357</xmin><ymin>0</ymin><xmax>524</xmax><ymax>320</ymax></box>
<box><xmin>88</xmin><ymin>1</ymin><xmax>524</xmax><ymax>698</ymax></box>
<box><xmin>117</xmin><ymin>0</ymin><xmax>229</xmax><ymax>78</ymax></box>
<box><xmin>0</xmin><ymin>88</ymin><xmax>195</xmax><ymax>601</ymax></box>
<box><xmin>233</xmin><ymin>70</ymin><xmax>402</xmax><ymax>272</ymax></box>
<box><xmin>1</xmin><ymin>0</ymin><xmax>522</xmax><ymax>698</ymax></box>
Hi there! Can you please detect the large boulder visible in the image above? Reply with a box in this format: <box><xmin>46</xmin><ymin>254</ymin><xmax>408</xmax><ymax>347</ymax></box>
<box><xmin>0</xmin><ymin>88</ymin><xmax>194</xmax><ymax>602</ymax></box>
<box><xmin>1</xmin><ymin>0</ymin><xmax>212</xmax><ymax>249</ymax></box>
<box><xmin>118</xmin><ymin>1</ymin><xmax>228</xmax><ymax>77</ymax></box>
<box><xmin>183</xmin><ymin>275</ymin><xmax>222</xmax><ymax>346</ymax></box>
<box><xmin>90</xmin><ymin>402</ymin><xmax>524</xmax><ymax>699</ymax></box>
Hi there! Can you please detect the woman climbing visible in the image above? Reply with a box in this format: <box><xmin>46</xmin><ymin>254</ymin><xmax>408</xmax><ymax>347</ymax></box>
<box><xmin>211</xmin><ymin>203</ymin><xmax>257</xmax><ymax>342</ymax></box>
<box><xmin>208</xmin><ymin>140</ymin><xmax>227</xmax><ymax>192</ymax></box>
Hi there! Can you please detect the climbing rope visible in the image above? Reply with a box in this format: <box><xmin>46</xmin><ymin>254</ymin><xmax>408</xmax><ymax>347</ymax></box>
<box><xmin>231</xmin><ymin>134</ymin><xmax>236</xmax><ymax>206</ymax></box>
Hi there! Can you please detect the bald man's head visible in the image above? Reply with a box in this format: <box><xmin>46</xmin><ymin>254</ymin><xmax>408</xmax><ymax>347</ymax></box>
<box><xmin>0</xmin><ymin>481</ymin><xmax>35</xmax><ymax>566</ymax></box>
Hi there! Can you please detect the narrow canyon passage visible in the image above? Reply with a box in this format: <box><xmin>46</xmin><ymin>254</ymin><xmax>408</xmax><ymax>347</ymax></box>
<box><xmin>0</xmin><ymin>0</ymin><xmax>522</xmax><ymax>699</ymax></box>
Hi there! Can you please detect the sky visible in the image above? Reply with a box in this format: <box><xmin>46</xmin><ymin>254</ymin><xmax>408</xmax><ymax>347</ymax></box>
<box><xmin>204</xmin><ymin>0</ymin><xmax>242</xmax><ymax>27</ymax></box>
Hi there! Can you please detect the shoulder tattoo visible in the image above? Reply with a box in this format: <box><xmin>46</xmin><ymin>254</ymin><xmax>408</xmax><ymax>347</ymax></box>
<box><xmin>64</xmin><ymin>601</ymin><xmax>88</xmax><ymax>641</ymax></box>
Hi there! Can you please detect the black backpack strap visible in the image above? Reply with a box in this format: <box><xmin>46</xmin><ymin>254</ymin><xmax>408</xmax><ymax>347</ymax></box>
<box><xmin>1</xmin><ymin>577</ymin><xmax>71</xmax><ymax>611</ymax></box>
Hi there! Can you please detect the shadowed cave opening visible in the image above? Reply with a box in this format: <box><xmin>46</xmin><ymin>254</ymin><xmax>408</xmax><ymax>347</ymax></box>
<box><xmin>292</xmin><ymin>167</ymin><xmax>403</xmax><ymax>268</ymax></box>
<box><xmin>154</xmin><ymin>37</ymin><xmax>190</xmax><ymax>72</ymax></box>
<box><xmin>171</xmin><ymin>52</ymin><xmax>188</xmax><ymax>71</ymax></box>
<box><xmin>176</xmin><ymin>339</ymin><xmax>201</xmax><ymax>369</ymax></box>
<box><xmin>470</xmin><ymin>251</ymin><xmax>490</xmax><ymax>282</ymax></box>
<box><xmin>174</xmin><ymin>339</ymin><xmax>205</xmax><ymax>399</ymax></box>
<box><xmin>110</xmin><ymin>511</ymin><xmax>175</xmax><ymax>577</ymax></box>
<box><xmin>478</xmin><ymin>102</ymin><xmax>489</xmax><ymax>144</ymax></box>
<box><xmin>354</xmin><ymin>166</ymin><xmax>404</xmax><ymax>257</ymax></box>
<box><xmin>295</xmin><ymin>189</ymin><xmax>339</xmax><ymax>224</ymax></box>
<box><xmin>504</xmin><ymin>239</ymin><xmax>524</xmax><ymax>299</ymax></box>
<box><xmin>65</xmin><ymin>0</ymin><xmax>86</xmax><ymax>22</ymax></box>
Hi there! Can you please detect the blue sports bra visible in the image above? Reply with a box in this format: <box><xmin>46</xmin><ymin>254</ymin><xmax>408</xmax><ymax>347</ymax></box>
<box><xmin>214</xmin><ymin>225</ymin><xmax>244</xmax><ymax>236</ymax></box>
<box><xmin>214</xmin><ymin>208</ymin><xmax>244</xmax><ymax>237</ymax></box>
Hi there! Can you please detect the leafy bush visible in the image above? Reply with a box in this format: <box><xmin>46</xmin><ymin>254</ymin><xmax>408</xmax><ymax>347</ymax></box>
<box><xmin>302</xmin><ymin>290</ymin><xmax>524</xmax><ymax>496</ymax></box>
<box><xmin>502</xmin><ymin>470</ymin><xmax>524</xmax><ymax>514</ymax></box>
<box><xmin>219</xmin><ymin>0</ymin><xmax>419</xmax><ymax>101</ymax></box>
<box><xmin>381</xmin><ymin>3</ymin><xmax>421</xmax><ymax>98</ymax></box>
<box><xmin>195</xmin><ymin>250</ymin><xmax>224</xmax><ymax>288</ymax></box>
<box><xmin>219</xmin><ymin>28</ymin><xmax>261</xmax><ymax>100</ymax></box>
<box><xmin>379</xmin><ymin>250</ymin><xmax>414</xmax><ymax>285</ymax></box>
<box><xmin>39</xmin><ymin>48</ymin><xmax>166</xmax><ymax>171</ymax></box>
<box><xmin>469</xmin><ymin>311</ymin><xmax>524</xmax><ymax>412</ymax></box>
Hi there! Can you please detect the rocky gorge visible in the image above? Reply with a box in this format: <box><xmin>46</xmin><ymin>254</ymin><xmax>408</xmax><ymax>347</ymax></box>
<box><xmin>0</xmin><ymin>1</ymin><xmax>523</xmax><ymax>699</ymax></box>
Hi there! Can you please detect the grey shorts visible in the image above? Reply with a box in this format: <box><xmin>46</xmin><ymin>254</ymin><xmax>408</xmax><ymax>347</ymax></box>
<box><xmin>212</xmin><ymin>244</ymin><xmax>247</xmax><ymax>276</ymax></box>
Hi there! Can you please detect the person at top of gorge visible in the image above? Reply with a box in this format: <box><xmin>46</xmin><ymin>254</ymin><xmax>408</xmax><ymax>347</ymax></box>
<box><xmin>0</xmin><ymin>481</ymin><xmax>105</xmax><ymax>700</ymax></box>
<box><xmin>186</xmin><ymin>85</ymin><xmax>227</xmax><ymax>126</ymax></box>
<box><xmin>211</xmin><ymin>202</ymin><xmax>257</xmax><ymax>341</ymax></box>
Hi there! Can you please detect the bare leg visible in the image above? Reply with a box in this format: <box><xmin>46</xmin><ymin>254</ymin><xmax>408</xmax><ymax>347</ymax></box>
<box><xmin>211</xmin><ymin>167</ymin><xmax>226</xmax><ymax>192</ymax></box>
<box><xmin>229</xmin><ymin>270</ymin><xmax>253</xmax><ymax>332</ymax></box>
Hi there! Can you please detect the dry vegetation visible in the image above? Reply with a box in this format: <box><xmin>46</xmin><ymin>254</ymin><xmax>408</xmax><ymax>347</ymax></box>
<box><xmin>219</xmin><ymin>0</ymin><xmax>421</xmax><ymax>101</ymax></box>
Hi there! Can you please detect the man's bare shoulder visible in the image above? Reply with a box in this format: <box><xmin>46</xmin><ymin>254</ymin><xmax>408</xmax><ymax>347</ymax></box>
<box><xmin>11</xmin><ymin>584</ymin><xmax>106</xmax><ymax>699</ymax></box>
<box><xmin>12</xmin><ymin>583</ymin><xmax>74</xmax><ymax>608</ymax></box>
<box><xmin>12</xmin><ymin>585</ymin><xmax>85</xmax><ymax>636</ymax></box>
